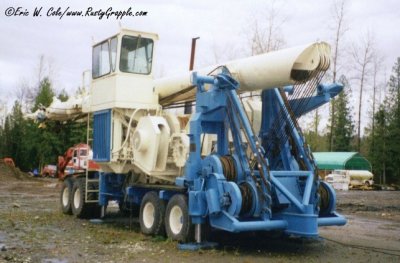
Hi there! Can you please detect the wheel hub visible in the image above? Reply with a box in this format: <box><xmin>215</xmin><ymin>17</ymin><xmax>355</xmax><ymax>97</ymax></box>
<box><xmin>73</xmin><ymin>188</ymin><xmax>81</xmax><ymax>209</ymax></box>
<box><xmin>143</xmin><ymin>202</ymin><xmax>155</xmax><ymax>229</ymax></box>
<box><xmin>169</xmin><ymin>206</ymin><xmax>183</xmax><ymax>234</ymax></box>
<box><xmin>62</xmin><ymin>187</ymin><xmax>69</xmax><ymax>207</ymax></box>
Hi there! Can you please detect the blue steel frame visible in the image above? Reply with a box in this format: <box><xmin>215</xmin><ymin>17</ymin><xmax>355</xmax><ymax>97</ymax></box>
<box><xmin>178</xmin><ymin>71</ymin><xmax>346</xmax><ymax>237</ymax></box>
<box><xmin>99</xmin><ymin>173</ymin><xmax>126</xmax><ymax>206</ymax></box>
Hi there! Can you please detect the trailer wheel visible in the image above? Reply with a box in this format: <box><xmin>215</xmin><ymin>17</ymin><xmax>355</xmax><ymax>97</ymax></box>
<box><xmin>139</xmin><ymin>191</ymin><xmax>165</xmax><ymax>236</ymax></box>
<box><xmin>60</xmin><ymin>178</ymin><xmax>73</xmax><ymax>215</ymax></box>
<box><xmin>71</xmin><ymin>178</ymin><xmax>93</xmax><ymax>218</ymax></box>
<box><xmin>165</xmin><ymin>194</ymin><xmax>193</xmax><ymax>243</ymax></box>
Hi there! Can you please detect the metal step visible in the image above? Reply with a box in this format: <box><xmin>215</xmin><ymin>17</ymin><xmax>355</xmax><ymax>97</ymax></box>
<box><xmin>86</xmin><ymin>189</ymin><xmax>99</xmax><ymax>193</ymax></box>
<box><xmin>87</xmin><ymin>179</ymin><xmax>99</xmax><ymax>183</ymax></box>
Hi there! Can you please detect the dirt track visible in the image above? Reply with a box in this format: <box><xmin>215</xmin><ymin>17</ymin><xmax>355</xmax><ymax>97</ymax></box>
<box><xmin>0</xmin><ymin>178</ymin><xmax>399</xmax><ymax>263</ymax></box>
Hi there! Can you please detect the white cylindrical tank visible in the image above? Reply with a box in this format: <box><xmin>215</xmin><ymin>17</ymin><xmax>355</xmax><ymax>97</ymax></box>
<box><xmin>154</xmin><ymin>42</ymin><xmax>331</xmax><ymax>104</ymax></box>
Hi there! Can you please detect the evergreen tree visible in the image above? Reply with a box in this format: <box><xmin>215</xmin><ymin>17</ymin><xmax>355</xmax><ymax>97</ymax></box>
<box><xmin>327</xmin><ymin>75</ymin><xmax>354</xmax><ymax>151</ymax></box>
<box><xmin>1</xmin><ymin>101</ymin><xmax>32</xmax><ymax>170</ymax></box>
<box><xmin>1</xmin><ymin>115</ymin><xmax>12</xmax><ymax>157</ymax></box>
<box><xmin>58</xmin><ymin>89</ymin><xmax>69</xmax><ymax>102</ymax></box>
<box><xmin>0</xmin><ymin>72</ymin><xmax>87</xmax><ymax>172</ymax></box>
<box><xmin>304</xmin><ymin>130</ymin><xmax>329</xmax><ymax>152</ymax></box>
<box><xmin>368</xmin><ymin>106</ymin><xmax>388</xmax><ymax>184</ymax></box>
<box><xmin>368</xmin><ymin>57</ymin><xmax>400</xmax><ymax>184</ymax></box>
<box><xmin>386</xmin><ymin>58</ymin><xmax>400</xmax><ymax>183</ymax></box>
<box><xmin>32</xmin><ymin>77</ymin><xmax>55</xmax><ymax>111</ymax></box>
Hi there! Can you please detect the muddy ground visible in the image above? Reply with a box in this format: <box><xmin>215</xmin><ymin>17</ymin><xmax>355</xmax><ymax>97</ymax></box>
<box><xmin>0</xmin><ymin>178</ymin><xmax>399</xmax><ymax>263</ymax></box>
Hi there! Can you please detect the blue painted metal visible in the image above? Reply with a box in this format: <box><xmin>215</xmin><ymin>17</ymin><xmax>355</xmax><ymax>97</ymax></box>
<box><xmin>125</xmin><ymin>186</ymin><xmax>148</xmax><ymax>205</ymax></box>
<box><xmin>99</xmin><ymin>173</ymin><xmax>125</xmax><ymax>206</ymax></box>
<box><xmin>318</xmin><ymin>212</ymin><xmax>347</xmax><ymax>226</ymax></box>
<box><xmin>93</xmin><ymin>109</ymin><xmax>111</xmax><ymax>162</ymax></box>
<box><xmin>288</xmin><ymin>83</ymin><xmax>344</xmax><ymax>117</ymax></box>
<box><xmin>177</xmin><ymin>71</ymin><xmax>346</xmax><ymax>241</ymax></box>
<box><xmin>210</xmin><ymin>211</ymin><xmax>287</xmax><ymax>232</ymax></box>
<box><xmin>177</xmin><ymin>241</ymin><xmax>218</xmax><ymax>251</ymax></box>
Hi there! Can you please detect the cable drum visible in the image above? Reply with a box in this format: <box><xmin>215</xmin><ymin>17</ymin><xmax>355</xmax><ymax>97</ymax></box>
<box><xmin>219</xmin><ymin>156</ymin><xmax>256</xmax><ymax>216</ymax></box>
<box><xmin>219</xmin><ymin>156</ymin><xmax>237</xmax><ymax>182</ymax></box>
<box><xmin>318</xmin><ymin>181</ymin><xmax>336</xmax><ymax>215</ymax></box>
<box><xmin>239</xmin><ymin>182</ymin><xmax>254</xmax><ymax>215</ymax></box>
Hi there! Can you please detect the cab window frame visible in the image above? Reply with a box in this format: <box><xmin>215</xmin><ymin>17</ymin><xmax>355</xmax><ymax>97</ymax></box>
<box><xmin>92</xmin><ymin>40</ymin><xmax>111</xmax><ymax>79</ymax></box>
<box><xmin>110</xmin><ymin>36</ymin><xmax>118</xmax><ymax>73</ymax></box>
<box><xmin>119</xmin><ymin>35</ymin><xmax>154</xmax><ymax>75</ymax></box>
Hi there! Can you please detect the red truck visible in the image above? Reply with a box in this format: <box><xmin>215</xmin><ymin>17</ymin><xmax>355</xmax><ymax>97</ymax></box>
<box><xmin>57</xmin><ymin>143</ymin><xmax>100</xmax><ymax>180</ymax></box>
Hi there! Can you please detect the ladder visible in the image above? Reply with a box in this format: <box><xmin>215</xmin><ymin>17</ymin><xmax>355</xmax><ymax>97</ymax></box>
<box><xmin>85</xmin><ymin>112</ymin><xmax>99</xmax><ymax>203</ymax></box>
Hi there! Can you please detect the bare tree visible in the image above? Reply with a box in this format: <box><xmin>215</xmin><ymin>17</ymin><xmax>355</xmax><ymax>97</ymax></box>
<box><xmin>36</xmin><ymin>55</ymin><xmax>45</xmax><ymax>88</ymax></box>
<box><xmin>328</xmin><ymin>0</ymin><xmax>349</xmax><ymax>151</ymax></box>
<box><xmin>15</xmin><ymin>79</ymin><xmax>29</xmax><ymax>104</ymax></box>
<box><xmin>0</xmin><ymin>100</ymin><xmax>7</xmax><ymax>126</ymax></box>
<box><xmin>370</xmin><ymin>53</ymin><xmax>384</xmax><ymax>150</ymax></box>
<box><xmin>14</xmin><ymin>78</ymin><xmax>34</xmax><ymax>112</ymax></box>
<box><xmin>352</xmin><ymin>32</ymin><xmax>375</xmax><ymax>152</ymax></box>
<box><xmin>34</xmin><ymin>54</ymin><xmax>55</xmax><ymax>91</ymax></box>
<box><xmin>211</xmin><ymin>41</ymin><xmax>241</xmax><ymax>64</ymax></box>
<box><xmin>13</xmin><ymin>55</ymin><xmax>57</xmax><ymax>113</ymax></box>
<box><xmin>243</xmin><ymin>1</ymin><xmax>287</xmax><ymax>99</ymax></box>
<box><xmin>248</xmin><ymin>0</ymin><xmax>287</xmax><ymax>55</ymax></box>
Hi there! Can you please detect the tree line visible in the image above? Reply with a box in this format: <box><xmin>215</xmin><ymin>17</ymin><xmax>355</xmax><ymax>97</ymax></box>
<box><xmin>0</xmin><ymin>77</ymin><xmax>86</xmax><ymax>172</ymax></box>
<box><xmin>304</xmin><ymin>59</ymin><xmax>400</xmax><ymax>184</ymax></box>
<box><xmin>247</xmin><ymin>0</ymin><xmax>400</xmax><ymax>184</ymax></box>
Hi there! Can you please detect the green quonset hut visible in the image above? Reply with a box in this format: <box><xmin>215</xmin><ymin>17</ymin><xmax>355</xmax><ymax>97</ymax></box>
<box><xmin>313</xmin><ymin>152</ymin><xmax>372</xmax><ymax>172</ymax></box>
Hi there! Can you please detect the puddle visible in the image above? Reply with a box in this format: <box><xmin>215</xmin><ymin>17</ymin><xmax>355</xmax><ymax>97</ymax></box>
<box><xmin>0</xmin><ymin>231</ymin><xmax>6</xmax><ymax>242</ymax></box>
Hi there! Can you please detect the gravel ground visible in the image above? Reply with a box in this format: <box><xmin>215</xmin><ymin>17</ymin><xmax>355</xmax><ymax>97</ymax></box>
<box><xmin>0</xmin><ymin>178</ymin><xmax>399</xmax><ymax>263</ymax></box>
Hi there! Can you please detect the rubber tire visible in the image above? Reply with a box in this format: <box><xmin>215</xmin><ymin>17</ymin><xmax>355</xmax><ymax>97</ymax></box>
<box><xmin>139</xmin><ymin>191</ymin><xmax>166</xmax><ymax>236</ymax></box>
<box><xmin>60</xmin><ymin>178</ymin><xmax>73</xmax><ymax>215</ymax></box>
<box><xmin>71</xmin><ymin>178</ymin><xmax>94</xmax><ymax>219</ymax></box>
<box><xmin>165</xmin><ymin>194</ymin><xmax>193</xmax><ymax>243</ymax></box>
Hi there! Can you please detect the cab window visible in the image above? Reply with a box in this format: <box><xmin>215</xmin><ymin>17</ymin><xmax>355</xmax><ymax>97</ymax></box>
<box><xmin>110</xmin><ymin>37</ymin><xmax>118</xmax><ymax>72</ymax></box>
<box><xmin>92</xmin><ymin>41</ymin><xmax>111</xmax><ymax>78</ymax></box>
<box><xmin>120</xmin><ymin>35</ymin><xmax>153</xmax><ymax>74</ymax></box>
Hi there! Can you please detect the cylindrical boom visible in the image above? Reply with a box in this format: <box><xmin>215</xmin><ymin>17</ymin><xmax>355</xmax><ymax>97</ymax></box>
<box><xmin>155</xmin><ymin>42</ymin><xmax>331</xmax><ymax>105</ymax></box>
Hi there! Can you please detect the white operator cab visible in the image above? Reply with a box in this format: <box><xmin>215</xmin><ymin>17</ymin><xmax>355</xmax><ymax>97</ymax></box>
<box><xmin>89</xmin><ymin>29</ymin><xmax>165</xmax><ymax>175</ymax></box>
<box><xmin>90</xmin><ymin>28</ymin><xmax>159</xmax><ymax>111</ymax></box>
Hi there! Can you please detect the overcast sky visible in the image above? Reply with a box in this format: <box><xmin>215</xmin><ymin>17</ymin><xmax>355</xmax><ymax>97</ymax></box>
<box><xmin>0</xmin><ymin>0</ymin><xmax>399</xmax><ymax>130</ymax></box>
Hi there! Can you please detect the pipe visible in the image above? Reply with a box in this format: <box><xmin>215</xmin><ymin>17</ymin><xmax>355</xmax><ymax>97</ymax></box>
<box><xmin>318</xmin><ymin>213</ymin><xmax>347</xmax><ymax>226</ymax></box>
<box><xmin>185</xmin><ymin>37</ymin><xmax>200</xmax><ymax>114</ymax></box>
<box><xmin>231</xmin><ymin>219</ymin><xmax>287</xmax><ymax>232</ymax></box>
<box><xmin>195</xmin><ymin>224</ymin><xmax>202</xmax><ymax>243</ymax></box>
<box><xmin>155</xmin><ymin>42</ymin><xmax>331</xmax><ymax>104</ymax></box>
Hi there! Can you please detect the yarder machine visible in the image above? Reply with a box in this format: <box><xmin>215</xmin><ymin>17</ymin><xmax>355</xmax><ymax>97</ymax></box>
<box><xmin>28</xmin><ymin>28</ymin><xmax>346</xmax><ymax>249</ymax></box>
